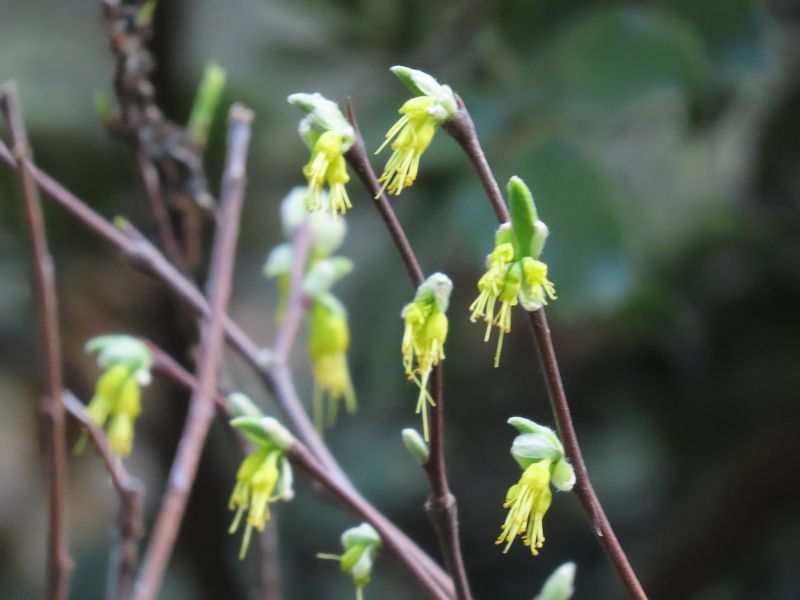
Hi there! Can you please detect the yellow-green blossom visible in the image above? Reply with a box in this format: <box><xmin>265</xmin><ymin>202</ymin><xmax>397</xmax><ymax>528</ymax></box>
<box><xmin>318</xmin><ymin>523</ymin><xmax>381</xmax><ymax>600</ymax></box>
<box><xmin>470</xmin><ymin>176</ymin><xmax>557</xmax><ymax>367</ymax></box>
<box><xmin>375</xmin><ymin>66</ymin><xmax>457</xmax><ymax>197</ymax></box>
<box><xmin>288</xmin><ymin>93</ymin><xmax>355</xmax><ymax>218</ymax></box>
<box><xmin>303</xmin><ymin>130</ymin><xmax>352</xmax><ymax>218</ymax></box>
<box><xmin>497</xmin><ymin>417</ymin><xmax>575</xmax><ymax>557</ymax></box>
<box><xmin>82</xmin><ymin>364</ymin><xmax>141</xmax><ymax>456</ymax></box>
<box><xmin>227</xmin><ymin>416</ymin><xmax>295</xmax><ymax>560</ymax></box>
<box><xmin>400</xmin><ymin>273</ymin><xmax>452</xmax><ymax>440</ymax></box>
<box><xmin>228</xmin><ymin>446</ymin><xmax>285</xmax><ymax>559</ymax></box>
<box><xmin>309</xmin><ymin>295</ymin><xmax>356</xmax><ymax>430</ymax></box>
<box><xmin>79</xmin><ymin>335</ymin><xmax>152</xmax><ymax>457</ymax></box>
<box><xmin>497</xmin><ymin>459</ymin><xmax>553</xmax><ymax>555</ymax></box>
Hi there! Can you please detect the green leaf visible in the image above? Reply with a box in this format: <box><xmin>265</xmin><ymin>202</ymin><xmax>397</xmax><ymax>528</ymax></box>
<box><xmin>507</xmin><ymin>175</ymin><xmax>539</xmax><ymax>260</ymax></box>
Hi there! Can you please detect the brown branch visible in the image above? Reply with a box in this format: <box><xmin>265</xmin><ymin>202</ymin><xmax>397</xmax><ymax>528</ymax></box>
<box><xmin>344</xmin><ymin>102</ymin><xmax>424</xmax><ymax>286</ymax></box>
<box><xmin>0</xmin><ymin>82</ymin><xmax>74</xmax><ymax>600</ymax></box>
<box><xmin>134</xmin><ymin>103</ymin><xmax>254</xmax><ymax>600</ymax></box>
<box><xmin>63</xmin><ymin>393</ymin><xmax>142</xmax><ymax>600</ymax></box>
<box><xmin>0</xmin><ymin>136</ymin><xmax>454</xmax><ymax>599</ymax></box>
<box><xmin>345</xmin><ymin>101</ymin><xmax>471</xmax><ymax>600</ymax></box>
<box><xmin>443</xmin><ymin>98</ymin><xmax>647</xmax><ymax>600</ymax></box>
<box><xmin>288</xmin><ymin>443</ymin><xmax>451</xmax><ymax>600</ymax></box>
<box><xmin>272</xmin><ymin>221</ymin><xmax>312</xmax><ymax>361</ymax></box>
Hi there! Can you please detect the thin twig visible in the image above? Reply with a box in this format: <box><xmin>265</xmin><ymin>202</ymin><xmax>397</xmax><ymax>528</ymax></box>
<box><xmin>148</xmin><ymin>340</ymin><xmax>456</xmax><ymax>600</ymax></box>
<box><xmin>345</xmin><ymin>100</ymin><xmax>471</xmax><ymax>600</ymax></box>
<box><xmin>0</xmin><ymin>137</ymin><xmax>454</xmax><ymax>599</ymax></box>
<box><xmin>63</xmin><ymin>393</ymin><xmax>143</xmax><ymax>600</ymax></box>
<box><xmin>272</xmin><ymin>221</ymin><xmax>312</xmax><ymax>361</ymax></box>
<box><xmin>443</xmin><ymin>98</ymin><xmax>647</xmax><ymax>600</ymax></box>
<box><xmin>288</xmin><ymin>443</ymin><xmax>451</xmax><ymax>600</ymax></box>
<box><xmin>344</xmin><ymin>102</ymin><xmax>424</xmax><ymax>286</ymax></box>
<box><xmin>134</xmin><ymin>103</ymin><xmax>254</xmax><ymax>600</ymax></box>
<box><xmin>0</xmin><ymin>82</ymin><xmax>74</xmax><ymax>600</ymax></box>
<box><xmin>134</xmin><ymin>147</ymin><xmax>187</xmax><ymax>272</ymax></box>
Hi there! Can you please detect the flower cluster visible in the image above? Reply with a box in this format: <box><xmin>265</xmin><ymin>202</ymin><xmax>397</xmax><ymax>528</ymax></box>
<box><xmin>318</xmin><ymin>523</ymin><xmax>382</xmax><ymax>600</ymax></box>
<box><xmin>309</xmin><ymin>293</ymin><xmax>356</xmax><ymax>429</ymax></box>
<box><xmin>400</xmin><ymin>273</ymin><xmax>452</xmax><ymax>440</ymax></box>
<box><xmin>496</xmin><ymin>417</ymin><xmax>575</xmax><ymax>556</ymax></box>
<box><xmin>264</xmin><ymin>188</ymin><xmax>356</xmax><ymax>429</ymax></box>
<box><xmin>79</xmin><ymin>335</ymin><xmax>152</xmax><ymax>457</ymax></box>
<box><xmin>376</xmin><ymin>66</ymin><xmax>457</xmax><ymax>196</ymax></box>
<box><xmin>470</xmin><ymin>176</ymin><xmax>557</xmax><ymax>366</ymax></box>
<box><xmin>288</xmin><ymin>93</ymin><xmax>355</xmax><ymax>217</ymax></box>
<box><xmin>227</xmin><ymin>416</ymin><xmax>295</xmax><ymax>559</ymax></box>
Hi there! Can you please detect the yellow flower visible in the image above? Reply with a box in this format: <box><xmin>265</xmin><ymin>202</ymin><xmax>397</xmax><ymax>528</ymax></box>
<box><xmin>228</xmin><ymin>447</ymin><xmax>282</xmax><ymax>559</ymax></box>
<box><xmin>375</xmin><ymin>96</ymin><xmax>440</xmax><ymax>197</ymax></box>
<box><xmin>400</xmin><ymin>273</ymin><xmax>452</xmax><ymax>440</ymax></box>
<box><xmin>520</xmin><ymin>257</ymin><xmax>557</xmax><ymax>309</ymax></box>
<box><xmin>309</xmin><ymin>297</ymin><xmax>356</xmax><ymax>430</ymax></box>
<box><xmin>497</xmin><ymin>460</ymin><xmax>553</xmax><ymax>556</ymax></box>
<box><xmin>303</xmin><ymin>130</ymin><xmax>352</xmax><ymax>218</ymax></box>
<box><xmin>81</xmin><ymin>364</ymin><xmax>142</xmax><ymax>457</ymax></box>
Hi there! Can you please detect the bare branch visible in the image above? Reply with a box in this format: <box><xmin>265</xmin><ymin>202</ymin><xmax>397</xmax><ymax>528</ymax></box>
<box><xmin>345</xmin><ymin>101</ymin><xmax>471</xmax><ymax>600</ymax></box>
<box><xmin>64</xmin><ymin>393</ymin><xmax>142</xmax><ymax>600</ymax></box>
<box><xmin>0</xmin><ymin>136</ymin><xmax>455</xmax><ymax>599</ymax></box>
<box><xmin>443</xmin><ymin>97</ymin><xmax>647</xmax><ymax>600</ymax></box>
<box><xmin>272</xmin><ymin>221</ymin><xmax>312</xmax><ymax>362</ymax></box>
<box><xmin>134</xmin><ymin>103</ymin><xmax>254</xmax><ymax>600</ymax></box>
<box><xmin>0</xmin><ymin>82</ymin><xmax>74</xmax><ymax>600</ymax></box>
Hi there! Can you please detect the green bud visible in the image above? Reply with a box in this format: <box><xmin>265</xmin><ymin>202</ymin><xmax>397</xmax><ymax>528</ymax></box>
<box><xmin>538</xmin><ymin>562</ymin><xmax>576</xmax><ymax>600</ymax></box>
<box><xmin>302</xmin><ymin>257</ymin><xmax>353</xmax><ymax>298</ymax></box>
<box><xmin>94</xmin><ymin>90</ymin><xmax>112</xmax><ymax>123</ymax></box>
<box><xmin>287</xmin><ymin>93</ymin><xmax>354</xmax><ymax>146</ymax></box>
<box><xmin>550</xmin><ymin>457</ymin><xmax>576</xmax><ymax>492</ymax></box>
<box><xmin>510</xmin><ymin>432</ymin><xmax>564</xmax><ymax>468</ymax></box>
<box><xmin>508</xmin><ymin>417</ymin><xmax>563</xmax><ymax>450</ymax></box>
<box><xmin>280</xmin><ymin>187</ymin><xmax>348</xmax><ymax>256</ymax></box>
<box><xmin>136</xmin><ymin>0</ymin><xmax>157</xmax><ymax>27</ymax></box>
<box><xmin>494</xmin><ymin>222</ymin><xmax>515</xmax><ymax>249</ymax></box>
<box><xmin>263</xmin><ymin>243</ymin><xmax>293</xmax><ymax>278</ymax></box>
<box><xmin>227</xmin><ymin>392</ymin><xmax>263</xmax><ymax>419</ymax></box>
<box><xmin>531</xmin><ymin>220</ymin><xmax>549</xmax><ymax>259</ymax></box>
<box><xmin>508</xmin><ymin>176</ymin><xmax>539</xmax><ymax>260</ymax></box>
<box><xmin>276</xmin><ymin>456</ymin><xmax>295</xmax><ymax>501</ymax></box>
<box><xmin>341</xmin><ymin>522</ymin><xmax>381</xmax><ymax>549</ymax></box>
<box><xmin>230</xmin><ymin>416</ymin><xmax>295</xmax><ymax>450</ymax></box>
<box><xmin>401</xmin><ymin>428</ymin><xmax>430</xmax><ymax>464</ymax></box>
<box><xmin>390</xmin><ymin>66</ymin><xmax>457</xmax><ymax>118</ymax></box>
<box><xmin>413</xmin><ymin>272</ymin><xmax>453</xmax><ymax>313</ymax></box>
<box><xmin>85</xmin><ymin>334</ymin><xmax>152</xmax><ymax>385</ymax></box>
<box><xmin>188</xmin><ymin>62</ymin><xmax>226</xmax><ymax>147</ymax></box>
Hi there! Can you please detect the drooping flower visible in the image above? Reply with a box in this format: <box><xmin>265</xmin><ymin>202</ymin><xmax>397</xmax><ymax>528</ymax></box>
<box><xmin>469</xmin><ymin>177</ymin><xmax>557</xmax><ymax>366</ymax></box>
<box><xmin>308</xmin><ymin>293</ymin><xmax>356</xmax><ymax>430</ymax></box>
<box><xmin>318</xmin><ymin>523</ymin><xmax>382</xmax><ymax>600</ymax></box>
<box><xmin>79</xmin><ymin>335</ymin><xmax>152</xmax><ymax>457</ymax></box>
<box><xmin>303</xmin><ymin>130</ymin><xmax>352</xmax><ymax>217</ymax></box>
<box><xmin>228</xmin><ymin>416</ymin><xmax>295</xmax><ymax>559</ymax></box>
<box><xmin>496</xmin><ymin>417</ymin><xmax>575</xmax><ymax>557</ymax></box>
<box><xmin>288</xmin><ymin>93</ymin><xmax>355</xmax><ymax>218</ymax></box>
<box><xmin>375</xmin><ymin>66</ymin><xmax>457</xmax><ymax>197</ymax></box>
<box><xmin>400</xmin><ymin>273</ymin><xmax>452</xmax><ymax>440</ymax></box>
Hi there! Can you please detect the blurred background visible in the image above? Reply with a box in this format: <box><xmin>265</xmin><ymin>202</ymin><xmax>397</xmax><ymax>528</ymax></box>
<box><xmin>1</xmin><ymin>0</ymin><xmax>799</xmax><ymax>598</ymax></box>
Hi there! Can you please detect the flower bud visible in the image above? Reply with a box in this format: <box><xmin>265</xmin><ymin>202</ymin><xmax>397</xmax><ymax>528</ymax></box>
<box><xmin>390</xmin><ymin>66</ymin><xmax>457</xmax><ymax>118</ymax></box>
<box><xmin>401</xmin><ymin>428</ymin><xmax>430</xmax><ymax>465</ymax></box>
<box><xmin>303</xmin><ymin>257</ymin><xmax>354</xmax><ymax>298</ymax></box>
<box><xmin>230</xmin><ymin>416</ymin><xmax>295</xmax><ymax>451</ymax></box>
<box><xmin>538</xmin><ymin>562</ymin><xmax>576</xmax><ymax>600</ymax></box>
<box><xmin>188</xmin><ymin>62</ymin><xmax>226</xmax><ymax>147</ymax></box>
<box><xmin>227</xmin><ymin>392</ymin><xmax>263</xmax><ymax>419</ymax></box>
<box><xmin>287</xmin><ymin>92</ymin><xmax>354</xmax><ymax>146</ymax></box>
